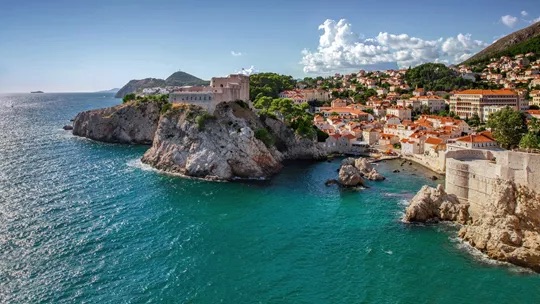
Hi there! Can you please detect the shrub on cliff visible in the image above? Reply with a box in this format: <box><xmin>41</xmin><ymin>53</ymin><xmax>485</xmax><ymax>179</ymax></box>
<box><xmin>123</xmin><ymin>93</ymin><xmax>136</xmax><ymax>103</ymax></box>
<box><xmin>255</xmin><ymin>128</ymin><xmax>275</xmax><ymax>147</ymax></box>
<box><xmin>195</xmin><ymin>113</ymin><xmax>214</xmax><ymax>130</ymax></box>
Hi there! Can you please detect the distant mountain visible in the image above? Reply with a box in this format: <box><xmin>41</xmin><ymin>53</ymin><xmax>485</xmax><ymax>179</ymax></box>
<box><xmin>462</xmin><ymin>21</ymin><xmax>540</xmax><ymax>66</ymax></box>
<box><xmin>96</xmin><ymin>88</ymin><xmax>120</xmax><ymax>93</ymax></box>
<box><xmin>115</xmin><ymin>71</ymin><xmax>209</xmax><ymax>98</ymax></box>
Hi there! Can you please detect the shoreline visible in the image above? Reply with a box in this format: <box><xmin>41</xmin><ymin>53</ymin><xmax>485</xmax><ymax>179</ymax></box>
<box><xmin>399</xmin><ymin>154</ymin><xmax>445</xmax><ymax>175</ymax></box>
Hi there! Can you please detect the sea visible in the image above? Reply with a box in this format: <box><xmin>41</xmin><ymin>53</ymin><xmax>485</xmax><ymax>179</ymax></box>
<box><xmin>0</xmin><ymin>93</ymin><xmax>539</xmax><ymax>303</ymax></box>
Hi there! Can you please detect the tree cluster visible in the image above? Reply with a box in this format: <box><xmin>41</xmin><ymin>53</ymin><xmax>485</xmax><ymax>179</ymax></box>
<box><xmin>405</xmin><ymin>63</ymin><xmax>474</xmax><ymax>91</ymax></box>
<box><xmin>249</xmin><ymin>73</ymin><xmax>296</xmax><ymax>100</ymax></box>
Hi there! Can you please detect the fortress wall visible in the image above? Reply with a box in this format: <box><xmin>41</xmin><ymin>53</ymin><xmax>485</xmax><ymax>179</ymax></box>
<box><xmin>445</xmin><ymin>150</ymin><xmax>540</xmax><ymax>218</ymax></box>
<box><xmin>446</xmin><ymin>158</ymin><xmax>499</xmax><ymax>218</ymax></box>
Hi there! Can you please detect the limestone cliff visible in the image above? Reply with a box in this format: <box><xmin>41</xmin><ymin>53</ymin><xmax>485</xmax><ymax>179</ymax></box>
<box><xmin>459</xmin><ymin>181</ymin><xmax>540</xmax><ymax>272</ymax></box>
<box><xmin>140</xmin><ymin>101</ymin><xmax>326</xmax><ymax>180</ymax></box>
<box><xmin>72</xmin><ymin>101</ymin><xmax>162</xmax><ymax>144</ymax></box>
<box><xmin>405</xmin><ymin>181</ymin><xmax>540</xmax><ymax>272</ymax></box>
<box><xmin>404</xmin><ymin>185</ymin><xmax>469</xmax><ymax>224</ymax></box>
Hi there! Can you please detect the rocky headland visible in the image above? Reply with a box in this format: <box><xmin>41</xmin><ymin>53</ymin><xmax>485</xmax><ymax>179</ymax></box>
<box><xmin>404</xmin><ymin>181</ymin><xmax>540</xmax><ymax>272</ymax></box>
<box><xmin>72</xmin><ymin>101</ymin><xmax>162</xmax><ymax>144</ymax></box>
<box><xmin>72</xmin><ymin>100</ymin><xmax>326</xmax><ymax>180</ymax></box>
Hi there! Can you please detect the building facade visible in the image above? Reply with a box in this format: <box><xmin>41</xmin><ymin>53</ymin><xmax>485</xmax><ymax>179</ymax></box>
<box><xmin>169</xmin><ymin>74</ymin><xmax>250</xmax><ymax>114</ymax></box>
<box><xmin>449</xmin><ymin>89</ymin><xmax>520</xmax><ymax>121</ymax></box>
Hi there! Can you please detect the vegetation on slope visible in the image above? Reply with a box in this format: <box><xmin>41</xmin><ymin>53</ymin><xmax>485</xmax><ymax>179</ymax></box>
<box><xmin>404</xmin><ymin>63</ymin><xmax>474</xmax><ymax>91</ymax></box>
<box><xmin>463</xmin><ymin>21</ymin><xmax>540</xmax><ymax>66</ymax></box>
<box><xmin>122</xmin><ymin>93</ymin><xmax>171</xmax><ymax>113</ymax></box>
<box><xmin>249</xmin><ymin>73</ymin><xmax>296</xmax><ymax>100</ymax></box>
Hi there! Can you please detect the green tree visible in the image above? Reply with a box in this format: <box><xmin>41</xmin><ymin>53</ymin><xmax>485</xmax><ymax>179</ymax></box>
<box><xmin>249</xmin><ymin>73</ymin><xmax>296</xmax><ymax>99</ymax></box>
<box><xmin>519</xmin><ymin>133</ymin><xmax>540</xmax><ymax>150</ymax></box>
<box><xmin>486</xmin><ymin>107</ymin><xmax>527</xmax><ymax>149</ymax></box>
<box><xmin>123</xmin><ymin>93</ymin><xmax>136</xmax><ymax>103</ymax></box>
<box><xmin>468</xmin><ymin>113</ymin><xmax>481</xmax><ymax>127</ymax></box>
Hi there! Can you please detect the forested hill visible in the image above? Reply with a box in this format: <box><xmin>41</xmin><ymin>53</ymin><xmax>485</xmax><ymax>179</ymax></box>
<box><xmin>462</xmin><ymin>21</ymin><xmax>540</xmax><ymax>66</ymax></box>
<box><xmin>115</xmin><ymin>71</ymin><xmax>209</xmax><ymax>98</ymax></box>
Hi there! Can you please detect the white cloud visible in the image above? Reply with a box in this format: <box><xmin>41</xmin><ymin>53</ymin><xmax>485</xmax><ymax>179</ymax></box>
<box><xmin>300</xmin><ymin>19</ymin><xmax>488</xmax><ymax>73</ymax></box>
<box><xmin>501</xmin><ymin>15</ymin><xmax>518</xmax><ymax>27</ymax></box>
<box><xmin>231</xmin><ymin>51</ymin><xmax>243</xmax><ymax>57</ymax></box>
<box><xmin>521</xmin><ymin>10</ymin><xmax>528</xmax><ymax>17</ymax></box>
<box><xmin>237</xmin><ymin>66</ymin><xmax>257</xmax><ymax>76</ymax></box>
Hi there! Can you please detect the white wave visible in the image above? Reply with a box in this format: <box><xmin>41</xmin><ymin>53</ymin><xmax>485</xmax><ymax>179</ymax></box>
<box><xmin>126</xmin><ymin>158</ymin><xmax>227</xmax><ymax>182</ymax></box>
<box><xmin>383</xmin><ymin>249</ymin><xmax>393</xmax><ymax>255</ymax></box>
<box><xmin>449</xmin><ymin>236</ymin><xmax>534</xmax><ymax>274</ymax></box>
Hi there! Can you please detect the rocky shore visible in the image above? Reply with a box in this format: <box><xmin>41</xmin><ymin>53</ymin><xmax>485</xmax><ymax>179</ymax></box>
<box><xmin>404</xmin><ymin>181</ymin><xmax>540</xmax><ymax>272</ymax></box>
<box><xmin>72</xmin><ymin>100</ymin><xmax>326</xmax><ymax>180</ymax></box>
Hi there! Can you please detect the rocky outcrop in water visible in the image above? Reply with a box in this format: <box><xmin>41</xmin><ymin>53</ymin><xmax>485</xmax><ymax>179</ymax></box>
<box><xmin>405</xmin><ymin>181</ymin><xmax>540</xmax><ymax>272</ymax></box>
<box><xmin>73</xmin><ymin>101</ymin><xmax>162</xmax><ymax>144</ymax></box>
<box><xmin>338</xmin><ymin>165</ymin><xmax>365</xmax><ymax>187</ymax></box>
<box><xmin>333</xmin><ymin>157</ymin><xmax>385</xmax><ymax>187</ymax></box>
<box><xmin>404</xmin><ymin>184</ymin><xmax>469</xmax><ymax>223</ymax></box>
<box><xmin>140</xmin><ymin>101</ymin><xmax>326</xmax><ymax>180</ymax></box>
<box><xmin>458</xmin><ymin>181</ymin><xmax>540</xmax><ymax>272</ymax></box>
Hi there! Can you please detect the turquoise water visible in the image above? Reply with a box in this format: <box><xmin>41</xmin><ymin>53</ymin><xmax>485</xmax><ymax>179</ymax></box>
<box><xmin>0</xmin><ymin>93</ymin><xmax>539</xmax><ymax>303</ymax></box>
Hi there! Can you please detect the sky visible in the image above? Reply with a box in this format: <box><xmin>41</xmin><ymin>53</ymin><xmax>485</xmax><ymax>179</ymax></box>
<box><xmin>0</xmin><ymin>0</ymin><xmax>539</xmax><ymax>93</ymax></box>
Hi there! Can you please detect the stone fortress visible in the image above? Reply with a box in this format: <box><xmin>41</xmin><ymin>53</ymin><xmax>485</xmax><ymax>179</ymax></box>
<box><xmin>169</xmin><ymin>74</ymin><xmax>250</xmax><ymax>114</ymax></box>
<box><xmin>445</xmin><ymin>149</ymin><xmax>540</xmax><ymax>218</ymax></box>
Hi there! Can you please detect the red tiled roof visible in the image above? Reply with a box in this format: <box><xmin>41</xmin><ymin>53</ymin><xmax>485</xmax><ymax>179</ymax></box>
<box><xmin>425</xmin><ymin>137</ymin><xmax>444</xmax><ymax>145</ymax></box>
<box><xmin>455</xmin><ymin>133</ymin><xmax>496</xmax><ymax>143</ymax></box>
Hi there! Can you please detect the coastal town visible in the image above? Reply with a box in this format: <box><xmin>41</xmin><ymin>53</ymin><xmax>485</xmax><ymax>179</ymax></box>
<box><xmin>134</xmin><ymin>52</ymin><xmax>540</xmax><ymax>175</ymax></box>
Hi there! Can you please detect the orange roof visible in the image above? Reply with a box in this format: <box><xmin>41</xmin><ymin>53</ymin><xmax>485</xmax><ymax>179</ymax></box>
<box><xmin>425</xmin><ymin>137</ymin><xmax>444</xmax><ymax>145</ymax></box>
<box><xmin>455</xmin><ymin>133</ymin><xmax>496</xmax><ymax>143</ymax></box>
<box><xmin>455</xmin><ymin>89</ymin><xmax>517</xmax><ymax>96</ymax></box>
<box><xmin>344</xmin><ymin>134</ymin><xmax>356</xmax><ymax>140</ymax></box>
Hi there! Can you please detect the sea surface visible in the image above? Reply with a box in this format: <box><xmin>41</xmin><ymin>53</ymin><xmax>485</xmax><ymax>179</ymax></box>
<box><xmin>0</xmin><ymin>93</ymin><xmax>539</xmax><ymax>303</ymax></box>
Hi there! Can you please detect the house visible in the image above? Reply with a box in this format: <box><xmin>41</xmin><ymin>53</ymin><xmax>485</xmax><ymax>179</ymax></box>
<box><xmin>413</xmin><ymin>87</ymin><xmax>425</xmax><ymax>97</ymax></box>
<box><xmin>401</xmin><ymin>139</ymin><xmax>423</xmax><ymax>155</ymax></box>
<box><xmin>447</xmin><ymin>131</ymin><xmax>498</xmax><ymax>150</ymax></box>
<box><xmin>378</xmin><ymin>134</ymin><xmax>399</xmax><ymax>146</ymax></box>
<box><xmin>362</xmin><ymin>128</ymin><xmax>381</xmax><ymax>145</ymax></box>
<box><xmin>424</xmin><ymin>137</ymin><xmax>445</xmax><ymax>155</ymax></box>
<box><xmin>386</xmin><ymin>106</ymin><xmax>412</xmax><ymax>121</ymax></box>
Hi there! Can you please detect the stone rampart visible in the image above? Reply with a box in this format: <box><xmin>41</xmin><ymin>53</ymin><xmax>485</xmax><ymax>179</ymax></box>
<box><xmin>445</xmin><ymin>150</ymin><xmax>540</xmax><ymax>218</ymax></box>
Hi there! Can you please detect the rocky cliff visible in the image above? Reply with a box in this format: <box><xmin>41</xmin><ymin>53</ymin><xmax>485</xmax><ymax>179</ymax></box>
<box><xmin>140</xmin><ymin>101</ymin><xmax>326</xmax><ymax>180</ymax></box>
<box><xmin>72</xmin><ymin>101</ymin><xmax>162</xmax><ymax>144</ymax></box>
<box><xmin>405</xmin><ymin>181</ymin><xmax>540</xmax><ymax>272</ymax></box>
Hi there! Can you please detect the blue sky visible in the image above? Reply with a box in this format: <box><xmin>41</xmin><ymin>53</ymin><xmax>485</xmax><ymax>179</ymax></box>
<box><xmin>0</xmin><ymin>0</ymin><xmax>539</xmax><ymax>92</ymax></box>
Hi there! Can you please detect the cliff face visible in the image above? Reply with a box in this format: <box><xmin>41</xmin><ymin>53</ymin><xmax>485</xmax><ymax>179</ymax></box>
<box><xmin>405</xmin><ymin>181</ymin><xmax>540</xmax><ymax>272</ymax></box>
<box><xmin>459</xmin><ymin>181</ymin><xmax>540</xmax><ymax>271</ymax></box>
<box><xmin>72</xmin><ymin>101</ymin><xmax>161</xmax><ymax>144</ymax></box>
<box><xmin>141</xmin><ymin>101</ymin><xmax>326</xmax><ymax>180</ymax></box>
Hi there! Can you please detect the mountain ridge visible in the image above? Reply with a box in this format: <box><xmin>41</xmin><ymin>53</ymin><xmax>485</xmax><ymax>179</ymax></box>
<box><xmin>462</xmin><ymin>21</ymin><xmax>540</xmax><ymax>65</ymax></box>
<box><xmin>115</xmin><ymin>71</ymin><xmax>209</xmax><ymax>98</ymax></box>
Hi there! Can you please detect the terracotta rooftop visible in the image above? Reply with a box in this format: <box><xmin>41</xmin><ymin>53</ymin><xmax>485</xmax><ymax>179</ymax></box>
<box><xmin>425</xmin><ymin>137</ymin><xmax>444</xmax><ymax>145</ymax></box>
<box><xmin>455</xmin><ymin>133</ymin><xmax>496</xmax><ymax>143</ymax></box>
<box><xmin>455</xmin><ymin>89</ymin><xmax>517</xmax><ymax>96</ymax></box>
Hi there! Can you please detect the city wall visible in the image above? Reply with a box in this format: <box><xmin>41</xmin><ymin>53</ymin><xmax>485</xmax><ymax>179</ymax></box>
<box><xmin>445</xmin><ymin>150</ymin><xmax>540</xmax><ymax>218</ymax></box>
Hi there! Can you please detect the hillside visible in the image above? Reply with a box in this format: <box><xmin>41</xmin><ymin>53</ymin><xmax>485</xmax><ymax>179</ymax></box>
<box><xmin>463</xmin><ymin>21</ymin><xmax>540</xmax><ymax>66</ymax></box>
<box><xmin>165</xmin><ymin>71</ymin><xmax>210</xmax><ymax>87</ymax></box>
<box><xmin>115</xmin><ymin>71</ymin><xmax>209</xmax><ymax>98</ymax></box>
